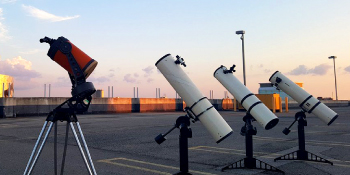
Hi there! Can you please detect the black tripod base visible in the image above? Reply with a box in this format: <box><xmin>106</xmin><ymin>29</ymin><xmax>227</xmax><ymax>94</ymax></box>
<box><xmin>222</xmin><ymin>157</ymin><xmax>284</xmax><ymax>173</ymax></box>
<box><xmin>174</xmin><ymin>171</ymin><xmax>192</xmax><ymax>175</ymax></box>
<box><xmin>274</xmin><ymin>150</ymin><xmax>333</xmax><ymax>165</ymax></box>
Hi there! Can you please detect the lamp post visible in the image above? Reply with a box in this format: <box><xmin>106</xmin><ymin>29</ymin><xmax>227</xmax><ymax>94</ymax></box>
<box><xmin>236</xmin><ymin>30</ymin><xmax>246</xmax><ymax>86</ymax></box>
<box><xmin>328</xmin><ymin>56</ymin><xmax>338</xmax><ymax>100</ymax></box>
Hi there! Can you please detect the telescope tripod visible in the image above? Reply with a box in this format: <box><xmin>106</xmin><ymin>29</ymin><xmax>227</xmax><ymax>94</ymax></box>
<box><xmin>24</xmin><ymin>96</ymin><xmax>97</xmax><ymax>175</ymax></box>
<box><xmin>274</xmin><ymin>111</ymin><xmax>333</xmax><ymax>165</ymax></box>
<box><xmin>222</xmin><ymin>113</ymin><xmax>284</xmax><ymax>174</ymax></box>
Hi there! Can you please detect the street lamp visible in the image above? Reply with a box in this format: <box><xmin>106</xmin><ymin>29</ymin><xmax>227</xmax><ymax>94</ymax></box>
<box><xmin>328</xmin><ymin>56</ymin><xmax>338</xmax><ymax>100</ymax></box>
<box><xmin>236</xmin><ymin>30</ymin><xmax>246</xmax><ymax>86</ymax></box>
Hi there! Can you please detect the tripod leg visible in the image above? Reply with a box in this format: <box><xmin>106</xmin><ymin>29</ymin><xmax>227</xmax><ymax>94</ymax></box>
<box><xmin>54</xmin><ymin>122</ymin><xmax>58</xmax><ymax>175</ymax></box>
<box><xmin>70</xmin><ymin>122</ymin><xmax>93</xmax><ymax>175</ymax></box>
<box><xmin>24</xmin><ymin>121</ymin><xmax>49</xmax><ymax>175</ymax></box>
<box><xmin>60</xmin><ymin>122</ymin><xmax>69</xmax><ymax>175</ymax></box>
<box><xmin>76</xmin><ymin>122</ymin><xmax>97</xmax><ymax>175</ymax></box>
<box><xmin>26</xmin><ymin>121</ymin><xmax>54</xmax><ymax>175</ymax></box>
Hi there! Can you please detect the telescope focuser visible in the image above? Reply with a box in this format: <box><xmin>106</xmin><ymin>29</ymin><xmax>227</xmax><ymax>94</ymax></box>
<box><xmin>175</xmin><ymin>55</ymin><xmax>186</xmax><ymax>67</ymax></box>
<box><xmin>223</xmin><ymin>65</ymin><xmax>236</xmax><ymax>74</ymax></box>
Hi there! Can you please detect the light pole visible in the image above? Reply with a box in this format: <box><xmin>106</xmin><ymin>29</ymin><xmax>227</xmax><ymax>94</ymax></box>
<box><xmin>236</xmin><ymin>30</ymin><xmax>246</xmax><ymax>86</ymax></box>
<box><xmin>328</xmin><ymin>56</ymin><xmax>338</xmax><ymax>100</ymax></box>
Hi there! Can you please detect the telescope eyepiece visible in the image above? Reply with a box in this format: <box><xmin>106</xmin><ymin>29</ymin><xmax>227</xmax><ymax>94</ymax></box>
<box><xmin>40</xmin><ymin>36</ymin><xmax>54</xmax><ymax>44</ymax></box>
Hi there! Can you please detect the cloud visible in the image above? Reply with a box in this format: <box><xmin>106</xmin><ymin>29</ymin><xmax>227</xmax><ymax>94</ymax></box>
<box><xmin>264</xmin><ymin>69</ymin><xmax>272</xmax><ymax>73</ymax></box>
<box><xmin>85</xmin><ymin>68</ymin><xmax>122</xmax><ymax>83</ymax></box>
<box><xmin>108</xmin><ymin>73</ymin><xmax>115</xmax><ymax>78</ymax></box>
<box><xmin>15</xmin><ymin>80</ymin><xmax>40</xmax><ymax>90</ymax></box>
<box><xmin>22</xmin><ymin>4</ymin><xmax>80</xmax><ymax>22</ymax></box>
<box><xmin>147</xmin><ymin>78</ymin><xmax>154</xmax><ymax>83</ymax></box>
<box><xmin>0</xmin><ymin>8</ymin><xmax>11</xmax><ymax>41</ymax></box>
<box><xmin>107</xmin><ymin>68</ymin><xmax>122</xmax><ymax>78</ymax></box>
<box><xmin>20</xmin><ymin>49</ymin><xmax>40</xmax><ymax>55</ymax></box>
<box><xmin>288</xmin><ymin>64</ymin><xmax>331</xmax><ymax>76</ymax></box>
<box><xmin>0</xmin><ymin>8</ymin><xmax>3</xmax><ymax>20</ymax></box>
<box><xmin>142</xmin><ymin>65</ymin><xmax>154</xmax><ymax>77</ymax></box>
<box><xmin>0</xmin><ymin>56</ymin><xmax>40</xmax><ymax>91</ymax></box>
<box><xmin>345</xmin><ymin>66</ymin><xmax>350</xmax><ymax>73</ymax></box>
<box><xmin>107</xmin><ymin>68</ymin><xmax>118</xmax><ymax>78</ymax></box>
<box><xmin>308</xmin><ymin>64</ymin><xmax>331</xmax><ymax>75</ymax></box>
<box><xmin>88</xmin><ymin>76</ymin><xmax>110</xmax><ymax>83</ymax></box>
<box><xmin>6</xmin><ymin>56</ymin><xmax>32</xmax><ymax>69</ymax></box>
<box><xmin>51</xmin><ymin>76</ymin><xmax>71</xmax><ymax>87</ymax></box>
<box><xmin>0</xmin><ymin>56</ymin><xmax>41</xmax><ymax>80</ymax></box>
<box><xmin>288</xmin><ymin>65</ymin><xmax>308</xmax><ymax>75</ymax></box>
<box><xmin>1</xmin><ymin>0</ymin><xmax>17</xmax><ymax>4</ymax></box>
<box><xmin>123</xmin><ymin>71</ymin><xmax>153</xmax><ymax>84</ymax></box>
<box><xmin>123</xmin><ymin>74</ymin><xmax>137</xmax><ymax>83</ymax></box>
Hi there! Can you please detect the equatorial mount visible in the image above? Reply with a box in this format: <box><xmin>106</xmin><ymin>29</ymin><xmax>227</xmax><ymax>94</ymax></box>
<box><xmin>240</xmin><ymin>115</ymin><xmax>257</xmax><ymax>136</ymax></box>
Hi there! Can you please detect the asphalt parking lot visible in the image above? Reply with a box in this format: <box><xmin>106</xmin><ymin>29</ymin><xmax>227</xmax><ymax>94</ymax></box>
<box><xmin>1</xmin><ymin>107</ymin><xmax>350</xmax><ymax>175</ymax></box>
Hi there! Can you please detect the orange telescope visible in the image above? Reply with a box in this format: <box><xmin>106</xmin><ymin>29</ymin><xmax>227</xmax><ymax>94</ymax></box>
<box><xmin>24</xmin><ymin>37</ymin><xmax>98</xmax><ymax>175</ymax></box>
<box><xmin>41</xmin><ymin>36</ymin><xmax>97</xmax><ymax>80</ymax></box>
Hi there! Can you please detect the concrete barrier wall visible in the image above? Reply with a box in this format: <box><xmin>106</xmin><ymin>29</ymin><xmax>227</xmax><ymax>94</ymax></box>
<box><xmin>0</xmin><ymin>97</ymin><xmax>191</xmax><ymax>117</ymax></box>
<box><xmin>0</xmin><ymin>97</ymin><xmax>348</xmax><ymax>118</ymax></box>
<box><xmin>208</xmin><ymin>99</ymin><xmax>223</xmax><ymax>111</ymax></box>
<box><xmin>222</xmin><ymin>98</ymin><xmax>234</xmax><ymax>110</ymax></box>
<box><xmin>283</xmin><ymin>100</ymin><xmax>349</xmax><ymax>109</ymax></box>
<box><xmin>139</xmin><ymin>98</ymin><xmax>176</xmax><ymax>112</ymax></box>
<box><xmin>89</xmin><ymin>98</ymin><xmax>133</xmax><ymax>113</ymax></box>
<box><xmin>0</xmin><ymin>97</ymin><xmax>70</xmax><ymax>117</ymax></box>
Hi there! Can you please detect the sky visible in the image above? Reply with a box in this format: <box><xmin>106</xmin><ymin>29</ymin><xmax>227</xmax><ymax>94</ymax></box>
<box><xmin>0</xmin><ymin>0</ymin><xmax>349</xmax><ymax>99</ymax></box>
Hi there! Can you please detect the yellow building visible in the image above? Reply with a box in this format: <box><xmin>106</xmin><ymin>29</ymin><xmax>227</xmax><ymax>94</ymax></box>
<box><xmin>0</xmin><ymin>74</ymin><xmax>14</xmax><ymax>97</ymax></box>
<box><xmin>259</xmin><ymin>82</ymin><xmax>303</xmax><ymax>101</ymax></box>
<box><xmin>295</xmin><ymin>82</ymin><xmax>303</xmax><ymax>88</ymax></box>
<box><xmin>92</xmin><ymin>89</ymin><xmax>104</xmax><ymax>98</ymax></box>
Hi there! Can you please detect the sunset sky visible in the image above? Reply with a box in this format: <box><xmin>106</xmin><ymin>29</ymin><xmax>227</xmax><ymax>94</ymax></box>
<box><xmin>0</xmin><ymin>1</ymin><xmax>349</xmax><ymax>99</ymax></box>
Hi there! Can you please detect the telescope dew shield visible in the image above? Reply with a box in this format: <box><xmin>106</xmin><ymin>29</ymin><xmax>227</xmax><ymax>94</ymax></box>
<box><xmin>155</xmin><ymin>54</ymin><xmax>233</xmax><ymax>143</ymax></box>
<box><xmin>45</xmin><ymin>36</ymin><xmax>98</xmax><ymax>79</ymax></box>
<box><xmin>269</xmin><ymin>71</ymin><xmax>338</xmax><ymax>125</ymax></box>
<box><xmin>214</xmin><ymin>65</ymin><xmax>279</xmax><ymax>130</ymax></box>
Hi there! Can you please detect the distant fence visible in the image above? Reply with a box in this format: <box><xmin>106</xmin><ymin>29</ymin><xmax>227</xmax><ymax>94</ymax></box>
<box><xmin>0</xmin><ymin>97</ymin><xmax>348</xmax><ymax>118</ymax></box>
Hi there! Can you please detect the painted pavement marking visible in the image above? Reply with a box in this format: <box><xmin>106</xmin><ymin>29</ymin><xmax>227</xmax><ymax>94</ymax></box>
<box><xmin>98</xmin><ymin>157</ymin><xmax>217</xmax><ymax>175</ymax></box>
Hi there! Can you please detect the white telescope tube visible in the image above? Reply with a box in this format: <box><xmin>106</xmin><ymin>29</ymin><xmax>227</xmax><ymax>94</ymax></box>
<box><xmin>269</xmin><ymin>71</ymin><xmax>338</xmax><ymax>125</ymax></box>
<box><xmin>214</xmin><ymin>65</ymin><xmax>279</xmax><ymax>130</ymax></box>
<box><xmin>155</xmin><ymin>54</ymin><xmax>233</xmax><ymax>143</ymax></box>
